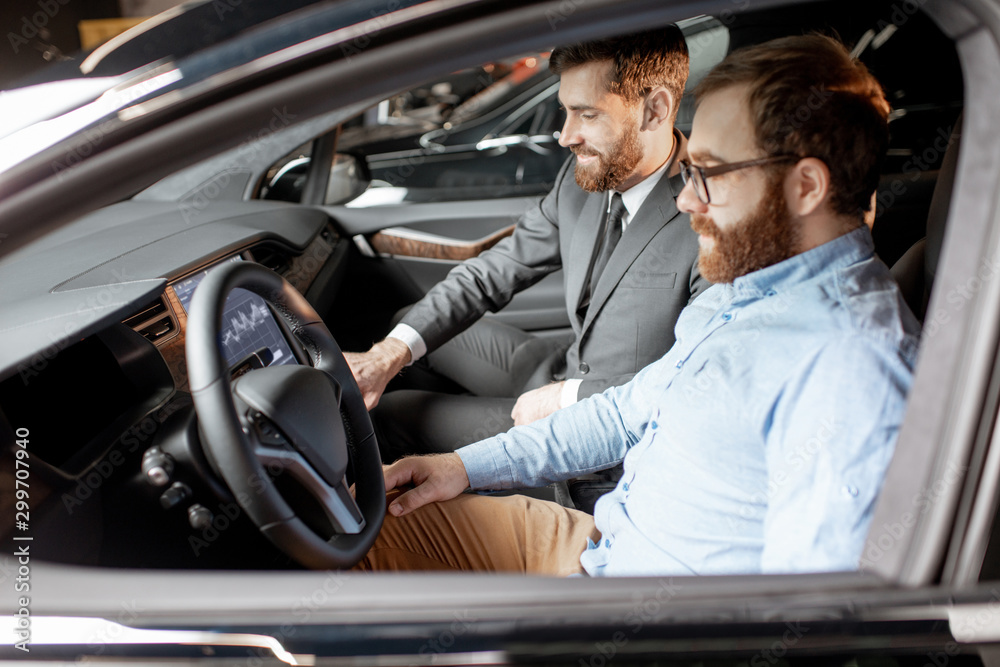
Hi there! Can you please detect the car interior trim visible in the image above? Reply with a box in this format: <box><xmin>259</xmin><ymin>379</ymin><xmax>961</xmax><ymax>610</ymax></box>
<box><xmin>947</xmin><ymin>390</ymin><xmax>1000</xmax><ymax>584</ymax></box>
<box><xmin>367</xmin><ymin>224</ymin><xmax>516</xmax><ymax>260</ymax></box>
<box><xmin>330</xmin><ymin>196</ymin><xmax>540</xmax><ymax>236</ymax></box>
<box><xmin>299</xmin><ymin>129</ymin><xmax>337</xmax><ymax>206</ymax></box>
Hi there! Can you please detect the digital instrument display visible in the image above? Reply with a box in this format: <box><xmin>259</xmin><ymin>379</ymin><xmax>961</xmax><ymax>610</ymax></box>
<box><xmin>172</xmin><ymin>257</ymin><xmax>298</xmax><ymax>369</ymax></box>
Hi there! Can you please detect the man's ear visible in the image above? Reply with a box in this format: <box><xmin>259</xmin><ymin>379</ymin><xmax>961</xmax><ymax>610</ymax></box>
<box><xmin>785</xmin><ymin>157</ymin><xmax>831</xmax><ymax>217</ymax></box>
<box><xmin>641</xmin><ymin>87</ymin><xmax>674</xmax><ymax>131</ymax></box>
<box><xmin>863</xmin><ymin>190</ymin><xmax>877</xmax><ymax>230</ymax></box>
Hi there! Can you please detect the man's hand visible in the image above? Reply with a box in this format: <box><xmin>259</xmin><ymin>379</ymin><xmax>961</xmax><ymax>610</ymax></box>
<box><xmin>383</xmin><ymin>454</ymin><xmax>470</xmax><ymax>516</ymax></box>
<box><xmin>511</xmin><ymin>381</ymin><xmax>564</xmax><ymax>426</ymax></box>
<box><xmin>344</xmin><ymin>338</ymin><xmax>412</xmax><ymax>410</ymax></box>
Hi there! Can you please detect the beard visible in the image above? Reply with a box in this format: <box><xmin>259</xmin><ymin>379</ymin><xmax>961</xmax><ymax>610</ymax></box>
<box><xmin>572</xmin><ymin>117</ymin><xmax>644</xmax><ymax>193</ymax></box>
<box><xmin>689</xmin><ymin>173</ymin><xmax>799</xmax><ymax>284</ymax></box>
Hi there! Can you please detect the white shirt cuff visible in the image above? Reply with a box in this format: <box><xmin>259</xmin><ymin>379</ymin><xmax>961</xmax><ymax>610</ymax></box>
<box><xmin>560</xmin><ymin>378</ymin><xmax>582</xmax><ymax>408</ymax></box>
<box><xmin>386</xmin><ymin>323</ymin><xmax>427</xmax><ymax>365</ymax></box>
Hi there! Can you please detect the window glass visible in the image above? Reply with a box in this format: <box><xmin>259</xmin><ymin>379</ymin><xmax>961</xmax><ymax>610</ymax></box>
<box><xmin>265</xmin><ymin>20</ymin><xmax>733</xmax><ymax>207</ymax></box>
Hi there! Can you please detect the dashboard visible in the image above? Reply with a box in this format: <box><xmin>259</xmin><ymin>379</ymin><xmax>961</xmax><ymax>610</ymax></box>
<box><xmin>0</xmin><ymin>200</ymin><xmax>346</xmax><ymax>566</ymax></box>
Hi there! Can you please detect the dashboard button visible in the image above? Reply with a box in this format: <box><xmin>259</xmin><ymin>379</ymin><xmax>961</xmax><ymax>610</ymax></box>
<box><xmin>141</xmin><ymin>447</ymin><xmax>174</xmax><ymax>486</ymax></box>
<box><xmin>249</xmin><ymin>411</ymin><xmax>291</xmax><ymax>448</ymax></box>
<box><xmin>187</xmin><ymin>504</ymin><xmax>214</xmax><ymax>531</ymax></box>
<box><xmin>159</xmin><ymin>482</ymin><xmax>191</xmax><ymax>510</ymax></box>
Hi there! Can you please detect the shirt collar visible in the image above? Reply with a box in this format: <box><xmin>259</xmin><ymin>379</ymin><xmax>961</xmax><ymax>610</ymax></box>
<box><xmin>730</xmin><ymin>225</ymin><xmax>876</xmax><ymax>300</ymax></box>
<box><xmin>613</xmin><ymin>127</ymin><xmax>682</xmax><ymax>221</ymax></box>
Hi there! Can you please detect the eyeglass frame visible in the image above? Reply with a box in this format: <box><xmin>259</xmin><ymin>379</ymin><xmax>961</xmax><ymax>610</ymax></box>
<box><xmin>679</xmin><ymin>154</ymin><xmax>801</xmax><ymax>205</ymax></box>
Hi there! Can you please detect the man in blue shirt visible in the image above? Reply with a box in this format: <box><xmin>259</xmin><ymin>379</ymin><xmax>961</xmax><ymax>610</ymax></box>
<box><xmin>356</xmin><ymin>35</ymin><xmax>920</xmax><ymax>576</ymax></box>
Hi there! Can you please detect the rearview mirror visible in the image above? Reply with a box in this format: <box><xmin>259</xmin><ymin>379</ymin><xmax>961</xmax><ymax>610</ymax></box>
<box><xmin>262</xmin><ymin>153</ymin><xmax>369</xmax><ymax>204</ymax></box>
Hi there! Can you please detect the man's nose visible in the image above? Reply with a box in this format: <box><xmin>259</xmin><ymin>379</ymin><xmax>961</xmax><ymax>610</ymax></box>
<box><xmin>558</xmin><ymin>115</ymin><xmax>579</xmax><ymax>147</ymax></box>
<box><xmin>677</xmin><ymin>178</ymin><xmax>707</xmax><ymax>215</ymax></box>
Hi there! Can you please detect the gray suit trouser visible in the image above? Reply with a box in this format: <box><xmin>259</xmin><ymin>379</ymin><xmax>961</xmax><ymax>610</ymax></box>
<box><xmin>371</xmin><ymin>317</ymin><xmax>570</xmax><ymax>463</ymax></box>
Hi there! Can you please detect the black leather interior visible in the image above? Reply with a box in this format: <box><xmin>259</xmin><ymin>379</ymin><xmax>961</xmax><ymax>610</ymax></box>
<box><xmin>891</xmin><ymin>112</ymin><xmax>963</xmax><ymax>321</ymax></box>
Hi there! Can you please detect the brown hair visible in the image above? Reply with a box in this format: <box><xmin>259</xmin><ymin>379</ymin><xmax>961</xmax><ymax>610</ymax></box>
<box><xmin>550</xmin><ymin>26</ymin><xmax>689</xmax><ymax>121</ymax></box>
<box><xmin>695</xmin><ymin>34</ymin><xmax>890</xmax><ymax>217</ymax></box>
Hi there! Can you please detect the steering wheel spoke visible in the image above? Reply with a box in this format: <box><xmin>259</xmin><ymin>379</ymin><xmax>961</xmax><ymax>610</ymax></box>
<box><xmin>253</xmin><ymin>442</ymin><xmax>365</xmax><ymax>535</ymax></box>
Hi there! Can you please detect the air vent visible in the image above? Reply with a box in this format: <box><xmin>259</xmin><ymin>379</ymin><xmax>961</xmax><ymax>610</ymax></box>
<box><xmin>123</xmin><ymin>297</ymin><xmax>177</xmax><ymax>345</ymax></box>
<box><xmin>122</xmin><ymin>299</ymin><xmax>167</xmax><ymax>328</ymax></box>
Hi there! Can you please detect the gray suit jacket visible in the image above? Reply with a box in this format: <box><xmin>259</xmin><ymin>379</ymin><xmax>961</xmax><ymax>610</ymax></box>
<box><xmin>402</xmin><ymin>135</ymin><xmax>707</xmax><ymax>399</ymax></box>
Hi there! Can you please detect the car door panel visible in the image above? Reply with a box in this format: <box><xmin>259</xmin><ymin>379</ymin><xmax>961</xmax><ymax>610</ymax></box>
<box><xmin>391</xmin><ymin>257</ymin><xmax>567</xmax><ymax>330</ymax></box>
<box><xmin>325</xmin><ymin>197</ymin><xmax>571</xmax><ymax>333</ymax></box>
<box><xmin>325</xmin><ymin>197</ymin><xmax>534</xmax><ymax>236</ymax></box>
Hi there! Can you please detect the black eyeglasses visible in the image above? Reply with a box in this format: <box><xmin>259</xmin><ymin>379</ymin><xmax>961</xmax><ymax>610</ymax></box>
<box><xmin>679</xmin><ymin>155</ymin><xmax>800</xmax><ymax>204</ymax></box>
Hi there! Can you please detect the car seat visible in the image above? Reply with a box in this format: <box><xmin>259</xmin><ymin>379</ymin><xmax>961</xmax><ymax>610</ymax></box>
<box><xmin>890</xmin><ymin>112</ymin><xmax>962</xmax><ymax>321</ymax></box>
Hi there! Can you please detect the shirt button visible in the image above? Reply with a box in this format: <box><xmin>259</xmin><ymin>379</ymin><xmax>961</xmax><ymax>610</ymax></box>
<box><xmin>578</xmin><ymin>361</ymin><xmax>590</xmax><ymax>374</ymax></box>
<box><xmin>765</xmin><ymin>288</ymin><xmax>777</xmax><ymax>297</ymax></box>
<box><xmin>622</xmin><ymin>482</ymin><xmax>629</xmax><ymax>492</ymax></box>
<box><xmin>722</xmin><ymin>311</ymin><xmax>733</xmax><ymax>322</ymax></box>
<box><xmin>604</xmin><ymin>539</ymin><xmax>611</xmax><ymax>548</ymax></box>
<box><xmin>675</xmin><ymin>360</ymin><xmax>683</xmax><ymax>369</ymax></box>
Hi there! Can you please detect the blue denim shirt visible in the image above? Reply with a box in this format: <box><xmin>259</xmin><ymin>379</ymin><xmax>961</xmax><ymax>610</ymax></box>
<box><xmin>458</xmin><ymin>227</ymin><xmax>921</xmax><ymax>576</ymax></box>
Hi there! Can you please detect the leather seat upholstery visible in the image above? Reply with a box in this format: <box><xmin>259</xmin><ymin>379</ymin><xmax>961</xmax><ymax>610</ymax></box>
<box><xmin>890</xmin><ymin>113</ymin><xmax>963</xmax><ymax>321</ymax></box>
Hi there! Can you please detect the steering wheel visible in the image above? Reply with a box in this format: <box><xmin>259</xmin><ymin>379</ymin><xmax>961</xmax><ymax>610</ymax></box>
<box><xmin>185</xmin><ymin>260</ymin><xmax>384</xmax><ymax>569</ymax></box>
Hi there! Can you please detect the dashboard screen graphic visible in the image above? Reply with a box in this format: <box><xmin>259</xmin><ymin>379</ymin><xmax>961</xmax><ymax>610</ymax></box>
<box><xmin>172</xmin><ymin>257</ymin><xmax>297</xmax><ymax>369</ymax></box>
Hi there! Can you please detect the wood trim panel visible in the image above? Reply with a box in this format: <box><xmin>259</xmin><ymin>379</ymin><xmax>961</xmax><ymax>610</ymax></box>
<box><xmin>367</xmin><ymin>224</ymin><xmax>515</xmax><ymax>260</ymax></box>
<box><xmin>160</xmin><ymin>286</ymin><xmax>190</xmax><ymax>394</ymax></box>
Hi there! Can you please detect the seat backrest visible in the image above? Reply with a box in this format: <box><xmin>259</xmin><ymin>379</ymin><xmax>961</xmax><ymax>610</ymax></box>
<box><xmin>924</xmin><ymin>112</ymin><xmax>962</xmax><ymax>286</ymax></box>
<box><xmin>890</xmin><ymin>111</ymin><xmax>963</xmax><ymax>320</ymax></box>
<box><xmin>891</xmin><ymin>238</ymin><xmax>928</xmax><ymax>320</ymax></box>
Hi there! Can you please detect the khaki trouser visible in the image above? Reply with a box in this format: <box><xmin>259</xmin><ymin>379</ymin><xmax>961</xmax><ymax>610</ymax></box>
<box><xmin>355</xmin><ymin>489</ymin><xmax>599</xmax><ymax>576</ymax></box>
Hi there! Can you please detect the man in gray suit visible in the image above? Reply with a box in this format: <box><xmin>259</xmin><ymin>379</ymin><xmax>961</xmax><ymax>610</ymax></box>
<box><xmin>346</xmin><ymin>28</ymin><xmax>706</xmax><ymax>464</ymax></box>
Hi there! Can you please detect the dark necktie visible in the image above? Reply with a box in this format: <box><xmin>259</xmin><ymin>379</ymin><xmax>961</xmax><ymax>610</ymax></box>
<box><xmin>591</xmin><ymin>192</ymin><xmax>626</xmax><ymax>285</ymax></box>
<box><xmin>579</xmin><ymin>192</ymin><xmax>626</xmax><ymax>315</ymax></box>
